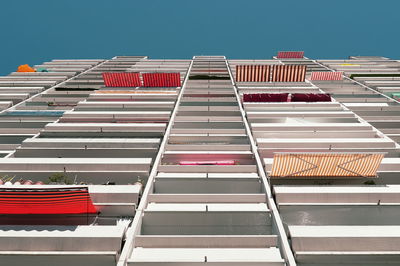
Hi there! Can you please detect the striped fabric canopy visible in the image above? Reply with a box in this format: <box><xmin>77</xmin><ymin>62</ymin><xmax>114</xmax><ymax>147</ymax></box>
<box><xmin>310</xmin><ymin>71</ymin><xmax>343</xmax><ymax>81</ymax></box>
<box><xmin>95</xmin><ymin>90</ymin><xmax>176</xmax><ymax>94</ymax></box>
<box><xmin>236</xmin><ymin>65</ymin><xmax>271</xmax><ymax>82</ymax></box>
<box><xmin>142</xmin><ymin>73</ymin><xmax>181</xmax><ymax>87</ymax></box>
<box><xmin>0</xmin><ymin>187</ymin><xmax>97</xmax><ymax>215</ymax></box>
<box><xmin>271</xmin><ymin>65</ymin><xmax>307</xmax><ymax>82</ymax></box>
<box><xmin>277</xmin><ymin>51</ymin><xmax>304</xmax><ymax>59</ymax></box>
<box><xmin>179</xmin><ymin>160</ymin><xmax>235</xmax><ymax>165</ymax></box>
<box><xmin>270</xmin><ymin>153</ymin><xmax>384</xmax><ymax>178</ymax></box>
<box><xmin>102</xmin><ymin>72</ymin><xmax>141</xmax><ymax>87</ymax></box>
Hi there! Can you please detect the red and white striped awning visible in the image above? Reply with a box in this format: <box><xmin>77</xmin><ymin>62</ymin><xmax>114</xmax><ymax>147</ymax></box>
<box><xmin>277</xmin><ymin>51</ymin><xmax>304</xmax><ymax>59</ymax></box>
<box><xmin>142</xmin><ymin>73</ymin><xmax>181</xmax><ymax>87</ymax></box>
<box><xmin>270</xmin><ymin>153</ymin><xmax>384</xmax><ymax>178</ymax></box>
<box><xmin>271</xmin><ymin>65</ymin><xmax>307</xmax><ymax>82</ymax></box>
<box><xmin>102</xmin><ymin>72</ymin><xmax>141</xmax><ymax>87</ymax></box>
<box><xmin>236</xmin><ymin>65</ymin><xmax>270</xmax><ymax>82</ymax></box>
<box><xmin>0</xmin><ymin>187</ymin><xmax>97</xmax><ymax>215</ymax></box>
<box><xmin>310</xmin><ymin>71</ymin><xmax>343</xmax><ymax>81</ymax></box>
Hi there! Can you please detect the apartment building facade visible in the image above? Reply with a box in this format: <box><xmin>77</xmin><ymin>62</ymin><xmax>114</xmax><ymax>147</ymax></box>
<box><xmin>0</xmin><ymin>53</ymin><xmax>399</xmax><ymax>266</ymax></box>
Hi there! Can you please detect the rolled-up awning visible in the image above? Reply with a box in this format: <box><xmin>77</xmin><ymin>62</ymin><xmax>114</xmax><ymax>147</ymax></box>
<box><xmin>102</xmin><ymin>72</ymin><xmax>141</xmax><ymax>87</ymax></box>
<box><xmin>270</xmin><ymin>153</ymin><xmax>385</xmax><ymax>178</ymax></box>
<box><xmin>243</xmin><ymin>93</ymin><xmax>289</xmax><ymax>102</ymax></box>
<box><xmin>0</xmin><ymin>187</ymin><xmax>97</xmax><ymax>215</ymax></box>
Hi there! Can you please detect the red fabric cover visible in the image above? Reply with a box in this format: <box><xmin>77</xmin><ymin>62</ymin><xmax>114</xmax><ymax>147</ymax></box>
<box><xmin>102</xmin><ymin>72</ymin><xmax>141</xmax><ymax>87</ymax></box>
<box><xmin>310</xmin><ymin>71</ymin><xmax>343</xmax><ymax>81</ymax></box>
<box><xmin>277</xmin><ymin>51</ymin><xmax>304</xmax><ymax>59</ymax></box>
<box><xmin>142</xmin><ymin>73</ymin><xmax>181</xmax><ymax>87</ymax></box>
<box><xmin>0</xmin><ymin>187</ymin><xmax>97</xmax><ymax>215</ymax></box>
<box><xmin>291</xmin><ymin>93</ymin><xmax>332</xmax><ymax>102</ymax></box>
<box><xmin>179</xmin><ymin>160</ymin><xmax>235</xmax><ymax>165</ymax></box>
<box><xmin>243</xmin><ymin>93</ymin><xmax>289</xmax><ymax>102</ymax></box>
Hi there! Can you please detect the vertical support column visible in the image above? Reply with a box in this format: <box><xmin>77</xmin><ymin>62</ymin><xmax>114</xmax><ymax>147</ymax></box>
<box><xmin>225</xmin><ymin>59</ymin><xmax>297</xmax><ymax>266</ymax></box>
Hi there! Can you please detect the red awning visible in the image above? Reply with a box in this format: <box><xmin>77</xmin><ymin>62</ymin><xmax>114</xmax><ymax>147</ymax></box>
<box><xmin>0</xmin><ymin>187</ymin><xmax>97</xmax><ymax>215</ymax></box>
<box><xmin>277</xmin><ymin>51</ymin><xmax>304</xmax><ymax>59</ymax></box>
<box><xmin>142</xmin><ymin>73</ymin><xmax>181</xmax><ymax>87</ymax></box>
<box><xmin>310</xmin><ymin>71</ymin><xmax>343</xmax><ymax>81</ymax></box>
<box><xmin>102</xmin><ymin>72</ymin><xmax>141</xmax><ymax>87</ymax></box>
<box><xmin>291</xmin><ymin>93</ymin><xmax>331</xmax><ymax>102</ymax></box>
<box><xmin>243</xmin><ymin>93</ymin><xmax>289</xmax><ymax>102</ymax></box>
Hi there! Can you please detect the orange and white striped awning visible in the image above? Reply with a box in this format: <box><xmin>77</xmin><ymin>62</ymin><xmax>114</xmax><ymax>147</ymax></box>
<box><xmin>236</xmin><ymin>65</ymin><xmax>270</xmax><ymax>82</ymax></box>
<box><xmin>271</xmin><ymin>65</ymin><xmax>306</xmax><ymax>82</ymax></box>
<box><xmin>270</xmin><ymin>153</ymin><xmax>385</xmax><ymax>178</ymax></box>
<box><xmin>310</xmin><ymin>71</ymin><xmax>343</xmax><ymax>81</ymax></box>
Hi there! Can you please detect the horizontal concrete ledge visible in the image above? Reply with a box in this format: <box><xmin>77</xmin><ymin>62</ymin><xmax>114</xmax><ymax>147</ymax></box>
<box><xmin>145</xmin><ymin>203</ymin><xmax>269</xmax><ymax>212</ymax></box>
<box><xmin>252</xmin><ymin>123</ymin><xmax>373</xmax><ymax>132</ymax></box>
<box><xmin>128</xmin><ymin>247</ymin><xmax>285</xmax><ymax>265</ymax></box>
<box><xmin>0</xmin><ymin>252</ymin><xmax>117</xmax><ymax>266</ymax></box>
<box><xmin>274</xmin><ymin>185</ymin><xmax>400</xmax><ymax>204</ymax></box>
<box><xmin>156</xmin><ymin>172</ymin><xmax>260</xmax><ymax>179</ymax></box>
<box><xmin>0</xmin><ymin>251</ymin><xmax>117</xmax><ymax>255</ymax></box>
<box><xmin>0</xmin><ymin>157</ymin><xmax>152</xmax><ymax>171</ymax></box>
<box><xmin>76</xmin><ymin>101</ymin><xmax>175</xmax><ymax>107</ymax></box>
<box><xmin>134</xmin><ymin>235</ymin><xmax>278</xmax><ymax>248</ymax></box>
<box><xmin>63</xmin><ymin>111</ymin><xmax>171</xmax><ymax>118</ymax></box>
<box><xmin>295</xmin><ymin>251</ymin><xmax>400</xmax><ymax>264</ymax></box>
<box><xmin>22</xmin><ymin>137</ymin><xmax>160</xmax><ymax>148</ymax></box>
<box><xmin>165</xmin><ymin>144</ymin><xmax>251</xmax><ymax>151</ymax></box>
<box><xmin>44</xmin><ymin>123</ymin><xmax>167</xmax><ymax>132</ymax></box>
<box><xmin>290</xmin><ymin>226</ymin><xmax>400</xmax><ymax>252</ymax></box>
<box><xmin>0</xmin><ymin>225</ymin><xmax>125</xmax><ymax>251</ymax></box>
<box><xmin>247</xmin><ymin>111</ymin><xmax>355</xmax><ymax>118</ymax></box>
<box><xmin>147</xmin><ymin>194</ymin><xmax>266</xmax><ymax>203</ymax></box>
<box><xmin>257</xmin><ymin>138</ymin><xmax>395</xmax><ymax>149</ymax></box>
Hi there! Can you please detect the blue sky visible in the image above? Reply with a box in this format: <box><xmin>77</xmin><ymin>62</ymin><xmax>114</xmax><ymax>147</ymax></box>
<box><xmin>0</xmin><ymin>0</ymin><xmax>398</xmax><ymax>75</ymax></box>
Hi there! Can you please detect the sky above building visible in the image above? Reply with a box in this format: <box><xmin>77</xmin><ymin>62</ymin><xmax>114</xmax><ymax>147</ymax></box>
<box><xmin>0</xmin><ymin>0</ymin><xmax>398</xmax><ymax>75</ymax></box>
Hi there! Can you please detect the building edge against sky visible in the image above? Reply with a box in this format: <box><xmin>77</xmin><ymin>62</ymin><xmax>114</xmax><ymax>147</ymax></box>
<box><xmin>0</xmin><ymin>53</ymin><xmax>398</xmax><ymax>266</ymax></box>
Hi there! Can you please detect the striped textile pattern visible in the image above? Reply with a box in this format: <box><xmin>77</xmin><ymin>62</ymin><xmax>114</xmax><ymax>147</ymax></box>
<box><xmin>102</xmin><ymin>72</ymin><xmax>141</xmax><ymax>87</ymax></box>
<box><xmin>277</xmin><ymin>51</ymin><xmax>304</xmax><ymax>59</ymax></box>
<box><xmin>310</xmin><ymin>71</ymin><xmax>343</xmax><ymax>81</ymax></box>
<box><xmin>270</xmin><ymin>153</ymin><xmax>384</xmax><ymax>178</ymax></box>
<box><xmin>236</xmin><ymin>65</ymin><xmax>270</xmax><ymax>82</ymax></box>
<box><xmin>0</xmin><ymin>187</ymin><xmax>97</xmax><ymax>214</ymax></box>
<box><xmin>142</xmin><ymin>73</ymin><xmax>181</xmax><ymax>87</ymax></box>
<box><xmin>95</xmin><ymin>90</ymin><xmax>176</xmax><ymax>94</ymax></box>
<box><xmin>271</xmin><ymin>65</ymin><xmax>307</xmax><ymax>82</ymax></box>
<box><xmin>179</xmin><ymin>160</ymin><xmax>235</xmax><ymax>165</ymax></box>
